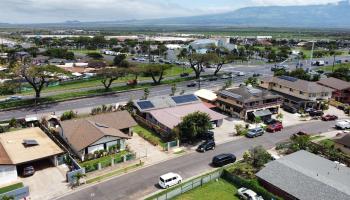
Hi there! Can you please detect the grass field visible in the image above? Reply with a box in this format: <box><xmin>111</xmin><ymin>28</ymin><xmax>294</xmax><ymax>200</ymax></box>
<box><xmin>173</xmin><ymin>179</ymin><xmax>239</xmax><ymax>200</ymax></box>
<box><xmin>133</xmin><ymin>125</ymin><xmax>167</xmax><ymax>147</ymax></box>
<box><xmin>0</xmin><ymin>182</ymin><xmax>24</xmax><ymax>194</ymax></box>
<box><xmin>320</xmin><ymin>63</ymin><xmax>350</xmax><ymax>71</ymax></box>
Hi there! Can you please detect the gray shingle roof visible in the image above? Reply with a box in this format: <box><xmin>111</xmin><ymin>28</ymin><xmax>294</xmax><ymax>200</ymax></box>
<box><xmin>219</xmin><ymin>85</ymin><xmax>281</xmax><ymax>103</ymax></box>
<box><xmin>256</xmin><ymin>150</ymin><xmax>350</xmax><ymax>200</ymax></box>
<box><xmin>317</xmin><ymin>77</ymin><xmax>350</xmax><ymax>91</ymax></box>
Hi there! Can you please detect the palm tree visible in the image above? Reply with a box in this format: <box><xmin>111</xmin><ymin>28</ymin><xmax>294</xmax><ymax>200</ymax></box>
<box><xmin>254</xmin><ymin>116</ymin><xmax>262</xmax><ymax>128</ymax></box>
<box><xmin>73</xmin><ymin>172</ymin><xmax>87</xmax><ymax>186</ymax></box>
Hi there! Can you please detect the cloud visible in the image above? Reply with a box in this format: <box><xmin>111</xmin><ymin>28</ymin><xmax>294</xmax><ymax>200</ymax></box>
<box><xmin>251</xmin><ymin>0</ymin><xmax>341</xmax><ymax>6</ymax></box>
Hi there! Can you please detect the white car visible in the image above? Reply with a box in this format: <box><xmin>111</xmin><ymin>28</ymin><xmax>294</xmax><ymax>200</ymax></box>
<box><xmin>5</xmin><ymin>96</ymin><xmax>22</xmax><ymax>101</ymax></box>
<box><xmin>237</xmin><ymin>187</ymin><xmax>264</xmax><ymax>200</ymax></box>
<box><xmin>158</xmin><ymin>172</ymin><xmax>182</xmax><ymax>189</ymax></box>
<box><xmin>335</xmin><ymin>120</ymin><xmax>350</xmax><ymax>130</ymax></box>
<box><xmin>237</xmin><ymin>72</ymin><xmax>245</xmax><ymax>76</ymax></box>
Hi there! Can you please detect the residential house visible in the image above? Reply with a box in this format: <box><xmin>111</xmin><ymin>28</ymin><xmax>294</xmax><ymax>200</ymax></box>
<box><xmin>194</xmin><ymin>89</ymin><xmax>218</xmax><ymax>105</ymax></box>
<box><xmin>260</xmin><ymin>76</ymin><xmax>332</xmax><ymax>111</ymax></box>
<box><xmin>317</xmin><ymin>77</ymin><xmax>350</xmax><ymax>104</ymax></box>
<box><xmin>333</xmin><ymin>133</ymin><xmax>350</xmax><ymax>155</ymax></box>
<box><xmin>216</xmin><ymin>85</ymin><xmax>282</xmax><ymax>121</ymax></box>
<box><xmin>59</xmin><ymin>111</ymin><xmax>137</xmax><ymax>161</ymax></box>
<box><xmin>0</xmin><ymin>128</ymin><xmax>64</xmax><ymax>185</ymax></box>
<box><xmin>133</xmin><ymin>94</ymin><xmax>225</xmax><ymax>135</ymax></box>
<box><xmin>256</xmin><ymin>150</ymin><xmax>350</xmax><ymax>200</ymax></box>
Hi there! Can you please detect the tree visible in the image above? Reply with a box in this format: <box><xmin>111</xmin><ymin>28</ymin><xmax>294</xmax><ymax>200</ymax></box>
<box><xmin>329</xmin><ymin>50</ymin><xmax>342</xmax><ymax>72</ymax></box>
<box><xmin>14</xmin><ymin>63</ymin><xmax>68</xmax><ymax>98</ymax></box>
<box><xmin>87</xmin><ymin>52</ymin><xmax>103</xmax><ymax>60</ymax></box>
<box><xmin>290</xmin><ymin>135</ymin><xmax>311</xmax><ymax>152</ymax></box>
<box><xmin>330</xmin><ymin>67</ymin><xmax>350</xmax><ymax>81</ymax></box>
<box><xmin>114</xmin><ymin>54</ymin><xmax>127</xmax><ymax>66</ymax></box>
<box><xmin>1</xmin><ymin>195</ymin><xmax>14</xmax><ymax>200</ymax></box>
<box><xmin>208</xmin><ymin>47</ymin><xmax>235</xmax><ymax>76</ymax></box>
<box><xmin>177</xmin><ymin>111</ymin><xmax>212</xmax><ymax>142</ymax></box>
<box><xmin>170</xmin><ymin>84</ymin><xmax>177</xmax><ymax>96</ymax></box>
<box><xmin>143</xmin><ymin>64</ymin><xmax>171</xmax><ymax>85</ymax></box>
<box><xmin>73</xmin><ymin>172</ymin><xmax>86</xmax><ymax>186</ymax></box>
<box><xmin>44</xmin><ymin>48</ymin><xmax>74</xmax><ymax>60</ymax></box>
<box><xmin>244</xmin><ymin>77</ymin><xmax>258</xmax><ymax>87</ymax></box>
<box><xmin>142</xmin><ymin>88</ymin><xmax>150</xmax><ymax>100</ymax></box>
<box><xmin>178</xmin><ymin>50</ymin><xmax>214</xmax><ymax>79</ymax></box>
<box><xmin>97</xmin><ymin>68</ymin><xmax>125</xmax><ymax>91</ymax></box>
<box><xmin>254</xmin><ymin>116</ymin><xmax>262</xmax><ymax>127</ymax></box>
<box><xmin>246</xmin><ymin>146</ymin><xmax>272</xmax><ymax>169</ymax></box>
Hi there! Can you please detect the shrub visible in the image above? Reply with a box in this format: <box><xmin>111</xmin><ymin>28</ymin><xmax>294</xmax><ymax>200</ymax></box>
<box><xmin>8</xmin><ymin>118</ymin><xmax>17</xmax><ymax>128</ymax></box>
<box><xmin>60</xmin><ymin>110</ymin><xmax>77</xmax><ymax>121</ymax></box>
<box><xmin>235</xmin><ymin>124</ymin><xmax>248</xmax><ymax>136</ymax></box>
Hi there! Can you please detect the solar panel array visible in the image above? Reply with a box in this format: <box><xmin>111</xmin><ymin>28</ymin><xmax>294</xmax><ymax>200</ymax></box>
<box><xmin>171</xmin><ymin>94</ymin><xmax>198</xmax><ymax>104</ymax></box>
<box><xmin>137</xmin><ymin>101</ymin><xmax>155</xmax><ymax>110</ymax></box>
<box><xmin>23</xmin><ymin>139</ymin><xmax>39</xmax><ymax>146</ymax></box>
<box><xmin>279</xmin><ymin>76</ymin><xmax>298</xmax><ymax>82</ymax></box>
<box><xmin>219</xmin><ymin>90</ymin><xmax>242</xmax><ymax>99</ymax></box>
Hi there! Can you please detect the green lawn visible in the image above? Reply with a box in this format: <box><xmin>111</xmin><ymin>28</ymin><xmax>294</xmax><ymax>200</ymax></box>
<box><xmin>79</xmin><ymin>151</ymin><xmax>128</xmax><ymax>168</ymax></box>
<box><xmin>319</xmin><ymin>139</ymin><xmax>335</xmax><ymax>148</ymax></box>
<box><xmin>320</xmin><ymin>63</ymin><xmax>350</xmax><ymax>72</ymax></box>
<box><xmin>69</xmin><ymin>49</ymin><xmax>101</xmax><ymax>54</ymax></box>
<box><xmin>173</xmin><ymin>179</ymin><xmax>239</xmax><ymax>200</ymax></box>
<box><xmin>0</xmin><ymin>182</ymin><xmax>24</xmax><ymax>194</ymax></box>
<box><xmin>133</xmin><ymin>125</ymin><xmax>166</xmax><ymax>147</ymax></box>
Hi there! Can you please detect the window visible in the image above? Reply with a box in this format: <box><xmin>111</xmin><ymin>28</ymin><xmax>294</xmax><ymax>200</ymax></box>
<box><xmin>300</xmin><ymin>91</ymin><xmax>304</xmax><ymax>95</ymax></box>
<box><xmin>290</xmin><ymin>88</ymin><xmax>294</xmax><ymax>92</ymax></box>
<box><xmin>279</xmin><ymin>85</ymin><xmax>282</xmax><ymax>88</ymax></box>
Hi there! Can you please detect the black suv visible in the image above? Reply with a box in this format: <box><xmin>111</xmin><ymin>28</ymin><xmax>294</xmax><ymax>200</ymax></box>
<box><xmin>197</xmin><ymin>140</ymin><xmax>216</xmax><ymax>152</ymax></box>
<box><xmin>212</xmin><ymin>153</ymin><xmax>236</xmax><ymax>167</ymax></box>
<box><xmin>309</xmin><ymin>110</ymin><xmax>324</xmax><ymax>117</ymax></box>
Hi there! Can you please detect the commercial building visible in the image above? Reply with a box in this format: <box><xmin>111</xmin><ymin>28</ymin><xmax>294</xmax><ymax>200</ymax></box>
<box><xmin>256</xmin><ymin>150</ymin><xmax>350</xmax><ymax>200</ymax></box>
<box><xmin>216</xmin><ymin>85</ymin><xmax>282</xmax><ymax>121</ymax></box>
<box><xmin>317</xmin><ymin>77</ymin><xmax>350</xmax><ymax>104</ymax></box>
<box><xmin>0</xmin><ymin>128</ymin><xmax>64</xmax><ymax>185</ymax></box>
<box><xmin>260</xmin><ymin>76</ymin><xmax>332</xmax><ymax>111</ymax></box>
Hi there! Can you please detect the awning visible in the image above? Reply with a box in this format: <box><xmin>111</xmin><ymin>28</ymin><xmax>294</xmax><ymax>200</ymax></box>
<box><xmin>253</xmin><ymin>109</ymin><xmax>272</xmax><ymax>117</ymax></box>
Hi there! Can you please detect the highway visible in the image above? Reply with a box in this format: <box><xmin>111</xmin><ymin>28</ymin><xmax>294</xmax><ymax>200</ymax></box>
<box><xmin>57</xmin><ymin>120</ymin><xmax>336</xmax><ymax>200</ymax></box>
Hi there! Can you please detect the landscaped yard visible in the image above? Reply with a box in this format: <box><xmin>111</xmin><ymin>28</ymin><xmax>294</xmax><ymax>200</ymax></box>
<box><xmin>320</xmin><ymin>63</ymin><xmax>350</xmax><ymax>72</ymax></box>
<box><xmin>173</xmin><ymin>179</ymin><xmax>239</xmax><ymax>200</ymax></box>
<box><xmin>79</xmin><ymin>150</ymin><xmax>129</xmax><ymax>169</ymax></box>
<box><xmin>0</xmin><ymin>182</ymin><xmax>24</xmax><ymax>194</ymax></box>
<box><xmin>133</xmin><ymin>125</ymin><xmax>166</xmax><ymax>147</ymax></box>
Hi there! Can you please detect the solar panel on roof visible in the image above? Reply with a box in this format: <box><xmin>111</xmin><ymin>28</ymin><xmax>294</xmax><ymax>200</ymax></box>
<box><xmin>279</xmin><ymin>76</ymin><xmax>298</xmax><ymax>82</ymax></box>
<box><xmin>171</xmin><ymin>94</ymin><xmax>198</xmax><ymax>104</ymax></box>
<box><xmin>137</xmin><ymin>101</ymin><xmax>155</xmax><ymax>110</ymax></box>
<box><xmin>219</xmin><ymin>91</ymin><xmax>242</xmax><ymax>99</ymax></box>
<box><xmin>23</xmin><ymin>139</ymin><xmax>39</xmax><ymax>147</ymax></box>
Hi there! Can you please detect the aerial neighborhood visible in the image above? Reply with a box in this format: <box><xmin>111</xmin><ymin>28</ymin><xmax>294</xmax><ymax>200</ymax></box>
<box><xmin>1</xmin><ymin>1</ymin><xmax>350</xmax><ymax>200</ymax></box>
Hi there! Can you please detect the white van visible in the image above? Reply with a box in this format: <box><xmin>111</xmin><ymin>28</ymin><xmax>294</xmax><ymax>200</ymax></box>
<box><xmin>158</xmin><ymin>172</ymin><xmax>182</xmax><ymax>189</ymax></box>
<box><xmin>335</xmin><ymin>120</ymin><xmax>350</xmax><ymax>130</ymax></box>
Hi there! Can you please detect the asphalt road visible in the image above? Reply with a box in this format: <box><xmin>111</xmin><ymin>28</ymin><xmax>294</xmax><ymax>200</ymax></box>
<box><xmin>57</xmin><ymin>120</ymin><xmax>336</xmax><ymax>200</ymax></box>
<box><xmin>0</xmin><ymin>76</ymin><xmax>248</xmax><ymax>121</ymax></box>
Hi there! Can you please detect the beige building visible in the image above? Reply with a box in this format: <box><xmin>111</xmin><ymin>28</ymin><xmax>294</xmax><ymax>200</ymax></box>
<box><xmin>260</xmin><ymin>76</ymin><xmax>332</xmax><ymax>111</ymax></box>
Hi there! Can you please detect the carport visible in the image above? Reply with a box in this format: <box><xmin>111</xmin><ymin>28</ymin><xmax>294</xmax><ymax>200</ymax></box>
<box><xmin>249</xmin><ymin>109</ymin><xmax>272</xmax><ymax>122</ymax></box>
<box><xmin>0</xmin><ymin>127</ymin><xmax>64</xmax><ymax>184</ymax></box>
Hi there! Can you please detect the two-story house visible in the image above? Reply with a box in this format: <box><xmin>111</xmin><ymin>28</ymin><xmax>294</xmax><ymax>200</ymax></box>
<box><xmin>216</xmin><ymin>85</ymin><xmax>282</xmax><ymax>121</ymax></box>
<box><xmin>260</xmin><ymin>76</ymin><xmax>332</xmax><ymax>111</ymax></box>
<box><xmin>317</xmin><ymin>77</ymin><xmax>350</xmax><ymax>104</ymax></box>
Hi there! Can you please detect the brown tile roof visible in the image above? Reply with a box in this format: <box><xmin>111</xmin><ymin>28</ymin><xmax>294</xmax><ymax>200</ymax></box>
<box><xmin>60</xmin><ymin>111</ymin><xmax>136</xmax><ymax>151</ymax></box>
<box><xmin>261</xmin><ymin>76</ymin><xmax>333</xmax><ymax>93</ymax></box>
<box><xmin>0</xmin><ymin>142</ymin><xmax>12</xmax><ymax>165</ymax></box>
<box><xmin>333</xmin><ymin>134</ymin><xmax>350</xmax><ymax>147</ymax></box>
<box><xmin>317</xmin><ymin>77</ymin><xmax>350</xmax><ymax>91</ymax></box>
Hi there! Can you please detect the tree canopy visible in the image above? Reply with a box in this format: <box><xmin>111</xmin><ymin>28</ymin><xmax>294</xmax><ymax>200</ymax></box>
<box><xmin>97</xmin><ymin>67</ymin><xmax>126</xmax><ymax>91</ymax></box>
<box><xmin>142</xmin><ymin>64</ymin><xmax>171</xmax><ymax>85</ymax></box>
<box><xmin>177</xmin><ymin>111</ymin><xmax>212</xmax><ymax>142</ymax></box>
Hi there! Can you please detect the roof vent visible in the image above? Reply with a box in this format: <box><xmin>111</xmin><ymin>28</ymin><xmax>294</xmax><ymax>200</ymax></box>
<box><xmin>95</xmin><ymin>122</ymin><xmax>109</xmax><ymax>128</ymax></box>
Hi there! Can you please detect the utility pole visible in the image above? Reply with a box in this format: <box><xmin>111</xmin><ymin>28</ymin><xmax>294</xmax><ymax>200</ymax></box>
<box><xmin>309</xmin><ymin>40</ymin><xmax>316</xmax><ymax>70</ymax></box>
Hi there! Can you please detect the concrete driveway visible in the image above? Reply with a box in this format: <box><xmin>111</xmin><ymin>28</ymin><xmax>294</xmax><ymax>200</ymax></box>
<box><xmin>20</xmin><ymin>160</ymin><xmax>70</xmax><ymax>200</ymax></box>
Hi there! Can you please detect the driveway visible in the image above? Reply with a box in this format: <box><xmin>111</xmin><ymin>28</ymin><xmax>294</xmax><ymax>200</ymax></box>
<box><xmin>20</xmin><ymin>160</ymin><xmax>69</xmax><ymax>200</ymax></box>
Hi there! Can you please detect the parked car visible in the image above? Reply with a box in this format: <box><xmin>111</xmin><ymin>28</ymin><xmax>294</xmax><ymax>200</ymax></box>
<box><xmin>264</xmin><ymin>118</ymin><xmax>280</xmax><ymax>125</ymax></box>
<box><xmin>212</xmin><ymin>153</ymin><xmax>236</xmax><ymax>167</ymax></box>
<box><xmin>237</xmin><ymin>187</ymin><xmax>264</xmax><ymax>200</ymax></box>
<box><xmin>309</xmin><ymin>110</ymin><xmax>324</xmax><ymax>117</ymax></box>
<box><xmin>321</xmin><ymin>115</ymin><xmax>338</xmax><ymax>121</ymax></box>
<box><xmin>292</xmin><ymin>131</ymin><xmax>309</xmax><ymax>138</ymax></box>
<box><xmin>5</xmin><ymin>96</ymin><xmax>22</xmax><ymax>101</ymax></box>
<box><xmin>266</xmin><ymin>123</ymin><xmax>283</xmax><ymax>132</ymax></box>
<box><xmin>22</xmin><ymin>166</ymin><xmax>35</xmax><ymax>177</ymax></box>
<box><xmin>187</xmin><ymin>82</ymin><xmax>197</xmax><ymax>87</ymax></box>
<box><xmin>180</xmin><ymin>73</ymin><xmax>189</xmax><ymax>77</ymax></box>
<box><xmin>335</xmin><ymin>120</ymin><xmax>350</xmax><ymax>130</ymax></box>
<box><xmin>197</xmin><ymin>140</ymin><xmax>216</xmax><ymax>152</ymax></box>
<box><xmin>237</xmin><ymin>72</ymin><xmax>245</xmax><ymax>76</ymax></box>
<box><xmin>158</xmin><ymin>172</ymin><xmax>182</xmax><ymax>189</ymax></box>
<box><xmin>246</xmin><ymin>128</ymin><xmax>265</xmax><ymax>138</ymax></box>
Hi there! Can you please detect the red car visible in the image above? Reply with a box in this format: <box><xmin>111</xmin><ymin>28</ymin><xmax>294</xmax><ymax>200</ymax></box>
<box><xmin>266</xmin><ymin>123</ymin><xmax>283</xmax><ymax>132</ymax></box>
<box><xmin>321</xmin><ymin>115</ymin><xmax>338</xmax><ymax>121</ymax></box>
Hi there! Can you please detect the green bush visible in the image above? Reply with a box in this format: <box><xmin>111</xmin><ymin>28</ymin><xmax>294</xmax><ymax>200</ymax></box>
<box><xmin>60</xmin><ymin>110</ymin><xmax>77</xmax><ymax>121</ymax></box>
<box><xmin>222</xmin><ymin>170</ymin><xmax>282</xmax><ymax>200</ymax></box>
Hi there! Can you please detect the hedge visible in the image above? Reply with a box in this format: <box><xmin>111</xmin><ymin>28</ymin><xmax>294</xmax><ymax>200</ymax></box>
<box><xmin>221</xmin><ymin>170</ymin><xmax>282</xmax><ymax>200</ymax></box>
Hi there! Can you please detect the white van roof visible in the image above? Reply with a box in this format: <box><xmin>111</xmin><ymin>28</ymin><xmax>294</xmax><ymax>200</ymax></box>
<box><xmin>160</xmin><ymin>172</ymin><xmax>178</xmax><ymax>180</ymax></box>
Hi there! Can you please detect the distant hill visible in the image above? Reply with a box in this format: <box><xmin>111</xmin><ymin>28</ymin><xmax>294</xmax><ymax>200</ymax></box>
<box><xmin>132</xmin><ymin>1</ymin><xmax>350</xmax><ymax>28</ymax></box>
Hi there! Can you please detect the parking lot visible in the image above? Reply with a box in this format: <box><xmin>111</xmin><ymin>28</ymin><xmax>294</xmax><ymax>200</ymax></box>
<box><xmin>20</xmin><ymin>160</ymin><xmax>70</xmax><ymax>200</ymax></box>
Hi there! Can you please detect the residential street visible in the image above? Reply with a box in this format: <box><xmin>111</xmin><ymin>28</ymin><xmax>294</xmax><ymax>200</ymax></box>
<box><xmin>56</xmin><ymin>120</ymin><xmax>336</xmax><ymax>200</ymax></box>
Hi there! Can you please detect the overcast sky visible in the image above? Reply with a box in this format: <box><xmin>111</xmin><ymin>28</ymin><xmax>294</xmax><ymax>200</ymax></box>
<box><xmin>0</xmin><ymin>0</ymin><xmax>344</xmax><ymax>23</ymax></box>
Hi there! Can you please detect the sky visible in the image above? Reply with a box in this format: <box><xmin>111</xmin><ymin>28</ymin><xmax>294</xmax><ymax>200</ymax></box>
<box><xmin>0</xmin><ymin>0</ymin><xmax>344</xmax><ymax>24</ymax></box>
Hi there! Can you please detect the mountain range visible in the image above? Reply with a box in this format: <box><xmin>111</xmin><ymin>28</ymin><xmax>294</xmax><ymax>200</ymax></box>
<box><xmin>1</xmin><ymin>1</ymin><xmax>350</xmax><ymax>28</ymax></box>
